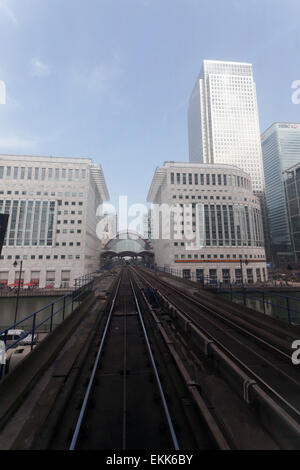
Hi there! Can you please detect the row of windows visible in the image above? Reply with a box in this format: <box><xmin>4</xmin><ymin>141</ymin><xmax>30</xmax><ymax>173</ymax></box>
<box><xmin>170</xmin><ymin>172</ymin><xmax>250</xmax><ymax>189</ymax></box>
<box><xmin>56</xmin><ymin>229</ymin><xmax>82</xmax><ymax>234</ymax></box>
<box><xmin>58</xmin><ymin>210</ymin><xmax>83</xmax><ymax>215</ymax></box>
<box><xmin>179</xmin><ymin>268</ymin><xmax>266</xmax><ymax>283</ymax></box>
<box><xmin>58</xmin><ymin>201</ymin><xmax>83</xmax><ymax>206</ymax></box>
<box><xmin>173</xmin><ymin>252</ymin><xmax>264</xmax><ymax>260</ymax></box>
<box><xmin>55</xmin><ymin>242</ymin><xmax>81</xmax><ymax>247</ymax></box>
<box><xmin>1</xmin><ymin>254</ymin><xmax>81</xmax><ymax>261</ymax></box>
<box><xmin>0</xmin><ymin>190</ymin><xmax>84</xmax><ymax>197</ymax></box>
<box><xmin>170</xmin><ymin>204</ymin><xmax>263</xmax><ymax>246</ymax></box>
<box><xmin>57</xmin><ymin>220</ymin><xmax>82</xmax><ymax>225</ymax></box>
<box><xmin>0</xmin><ymin>166</ymin><xmax>87</xmax><ymax>181</ymax></box>
<box><xmin>172</xmin><ymin>194</ymin><xmax>254</xmax><ymax>202</ymax></box>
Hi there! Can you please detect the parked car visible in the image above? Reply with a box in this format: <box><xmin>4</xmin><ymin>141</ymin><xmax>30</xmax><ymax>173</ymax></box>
<box><xmin>0</xmin><ymin>329</ymin><xmax>37</xmax><ymax>347</ymax></box>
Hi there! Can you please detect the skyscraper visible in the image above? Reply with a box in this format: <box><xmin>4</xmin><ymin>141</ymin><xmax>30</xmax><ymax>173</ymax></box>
<box><xmin>284</xmin><ymin>163</ymin><xmax>300</xmax><ymax>263</ymax></box>
<box><xmin>188</xmin><ymin>60</ymin><xmax>265</xmax><ymax>196</ymax></box>
<box><xmin>262</xmin><ymin>123</ymin><xmax>300</xmax><ymax>263</ymax></box>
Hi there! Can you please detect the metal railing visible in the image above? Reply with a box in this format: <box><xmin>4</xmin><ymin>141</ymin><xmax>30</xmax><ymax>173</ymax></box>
<box><xmin>0</xmin><ymin>272</ymin><xmax>96</xmax><ymax>380</ymax></box>
<box><xmin>215</xmin><ymin>284</ymin><xmax>300</xmax><ymax>326</ymax></box>
<box><xmin>150</xmin><ymin>266</ymin><xmax>300</xmax><ymax>326</ymax></box>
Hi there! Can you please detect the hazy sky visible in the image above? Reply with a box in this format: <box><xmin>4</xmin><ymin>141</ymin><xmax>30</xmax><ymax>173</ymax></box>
<box><xmin>0</xmin><ymin>0</ymin><xmax>299</xmax><ymax>209</ymax></box>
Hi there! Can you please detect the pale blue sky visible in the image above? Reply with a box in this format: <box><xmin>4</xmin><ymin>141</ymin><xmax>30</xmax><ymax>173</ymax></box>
<box><xmin>0</xmin><ymin>0</ymin><xmax>300</xmax><ymax>209</ymax></box>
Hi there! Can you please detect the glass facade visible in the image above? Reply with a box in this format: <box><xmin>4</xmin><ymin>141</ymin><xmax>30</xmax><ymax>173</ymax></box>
<box><xmin>284</xmin><ymin>164</ymin><xmax>300</xmax><ymax>262</ymax></box>
<box><xmin>262</xmin><ymin>123</ymin><xmax>300</xmax><ymax>262</ymax></box>
<box><xmin>188</xmin><ymin>60</ymin><xmax>265</xmax><ymax>195</ymax></box>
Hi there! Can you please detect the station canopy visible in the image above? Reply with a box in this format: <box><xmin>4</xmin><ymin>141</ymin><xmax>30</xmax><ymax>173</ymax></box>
<box><xmin>101</xmin><ymin>230</ymin><xmax>154</xmax><ymax>259</ymax></box>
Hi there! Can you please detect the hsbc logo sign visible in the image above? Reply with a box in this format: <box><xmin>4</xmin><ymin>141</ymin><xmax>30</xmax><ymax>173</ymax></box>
<box><xmin>278</xmin><ymin>124</ymin><xmax>299</xmax><ymax>129</ymax></box>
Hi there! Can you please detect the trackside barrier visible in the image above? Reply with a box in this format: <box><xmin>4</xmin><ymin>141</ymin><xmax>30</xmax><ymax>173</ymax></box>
<box><xmin>0</xmin><ymin>273</ymin><xmax>97</xmax><ymax>380</ymax></box>
<box><xmin>153</xmin><ymin>286</ymin><xmax>300</xmax><ymax>449</ymax></box>
<box><xmin>151</xmin><ymin>266</ymin><xmax>300</xmax><ymax>325</ymax></box>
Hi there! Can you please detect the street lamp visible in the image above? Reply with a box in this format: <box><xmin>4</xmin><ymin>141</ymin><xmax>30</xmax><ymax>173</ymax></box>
<box><xmin>13</xmin><ymin>260</ymin><xmax>23</xmax><ymax>325</ymax></box>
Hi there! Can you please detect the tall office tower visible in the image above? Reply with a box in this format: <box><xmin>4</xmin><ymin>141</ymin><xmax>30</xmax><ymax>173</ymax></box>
<box><xmin>262</xmin><ymin>123</ymin><xmax>300</xmax><ymax>264</ymax></box>
<box><xmin>284</xmin><ymin>163</ymin><xmax>300</xmax><ymax>263</ymax></box>
<box><xmin>188</xmin><ymin>60</ymin><xmax>265</xmax><ymax>197</ymax></box>
<box><xmin>0</xmin><ymin>155</ymin><xmax>109</xmax><ymax>288</ymax></box>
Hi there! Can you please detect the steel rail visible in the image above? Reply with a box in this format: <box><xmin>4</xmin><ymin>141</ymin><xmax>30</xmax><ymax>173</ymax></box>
<box><xmin>133</xmin><ymin>273</ymin><xmax>231</xmax><ymax>450</ymax></box>
<box><xmin>135</xmin><ymin>268</ymin><xmax>300</xmax><ymax>422</ymax></box>
<box><xmin>130</xmin><ymin>277</ymin><xmax>180</xmax><ymax>450</ymax></box>
<box><xmin>139</xmin><ymin>268</ymin><xmax>291</xmax><ymax>361</ymax></box>
<box><xmin>69</xmin><ymin>276</ymin><xmax>122</xmax><ymax>451</ymax></box>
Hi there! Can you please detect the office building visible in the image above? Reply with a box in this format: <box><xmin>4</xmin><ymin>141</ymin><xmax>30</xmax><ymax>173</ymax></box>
<box><xmin>284</xmin><ymin>163</ymin><xmax>300</xmax><ymax>263</ymax></box>
<box><xmin>188</xmin><ymin>60</ymin><xmax>265</xmax><ymax>197</ymax></box>
<box><xmin>147</xmin><ymin>162</ymin><xmax>267</xmax><ymax>283</ymax></box>
<box><xmin>0</xmin><ymin>155</ymin><xmax>109</xmax><ymax>288</ymax></box>
<box><xmin>262</xmin><ymin>123</ymin><xmax>300</xmax><ymax>263</ymax></box>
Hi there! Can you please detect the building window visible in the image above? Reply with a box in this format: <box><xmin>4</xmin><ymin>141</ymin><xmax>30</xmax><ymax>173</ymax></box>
<box><xmin>183</xmin><ymin>269</ymin><xmax>191</xmax><ymax>279</ymax></box>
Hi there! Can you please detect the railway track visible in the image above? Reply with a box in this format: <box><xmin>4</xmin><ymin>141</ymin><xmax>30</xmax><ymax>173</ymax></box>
<box><xmin>68</xmin><ymin>268</ymin><xmax>227</xmax><ymax>450</ymax></box>
<box><xmin>132</xmin><ymin>267</ymin><xmax>300</xmax><ymax>449</ymax></box>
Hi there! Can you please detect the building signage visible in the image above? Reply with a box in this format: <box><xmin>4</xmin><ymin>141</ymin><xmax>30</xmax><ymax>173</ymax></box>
<box><xmin>278</xmin><ymin>124</ymin><xmax>299</xmax><ymax>129</ymax></box>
